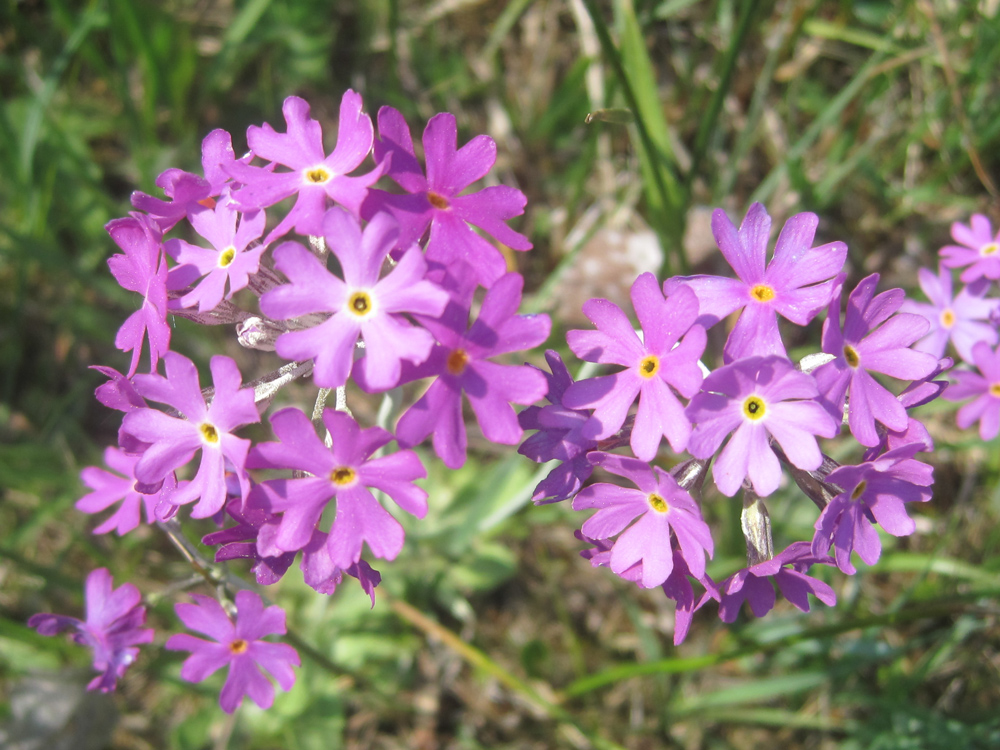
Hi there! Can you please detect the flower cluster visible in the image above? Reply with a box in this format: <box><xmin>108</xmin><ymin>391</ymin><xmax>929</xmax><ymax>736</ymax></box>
<box><xmin>40</xmin><ymin>91</ymin><xmax>549</xmax><ymax>711</ymax></box>
<box><xmin>902</xmin><ymin>214</ymin><xmax>1000</xmax><ymax>440</ymax></box>
<box><xmin>519</xmin><ymin>202</ymin><xmax>948</xmax><ymax>644</ymax></box>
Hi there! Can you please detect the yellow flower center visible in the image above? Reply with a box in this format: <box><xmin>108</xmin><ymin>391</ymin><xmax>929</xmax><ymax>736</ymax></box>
<box><xmin>200</xmin><ymin>423</ymin><xmax>220</xmax><ymax>444</ymax></box>
<box><xmin>843</xmin><ymin>344</ymin><xmax>860</xmax><ymax>368</ymax></box>
<box><xmin>742</xmin><ymin>395</ymin><xmax>766</xmax><ymax>420</ymax></box>
<box><xmin>446</xmin><ymin>349</ymin><xmax>469</xmax><ymax>375</ymax></box>
<box><xmin>427</xmin><ymin>191</ymin><xmax>450</xmax><ymax>210</ymax></box>
<box><xmin>648</xmin><ymin>493</ymin><xmax>669</xmax><ymax>513</ymax></box>
<box><xmin>940</xmin><ymin>308</ymin><xmax>956</xmax><ymax>328</ymax></box>
<box><xmin>638</xmin><ymin>355</ymin><xmax>660</xmax><ymax>379</ymax></box>
<box><xmin>305</xmin><ymin>166</ymin><xmax>332</xmax><ymax>184</ymax></box>
<box><xmin>980</xmin><ymin>242</ymin><xmax>999</xmax><ymax>257</ymax></box>
<box><xmin>218</xmin><ymin>246</ymin><xmax>237</xmax><ymax>268</ymax></box>
<box><xmin>851</xmin><ymin>480</ymin><xmax>867</xmax><ymax>501</ymax></box>
<box><xmin>330</xmin><ymin>467</ymin><xmax>357</xmax><ymax>486</ymax></box>
<box><xmin>989</xmin><ymin>383</ymin><xmax>1000</xmax><ymax>398</ymax></box>
<box><xmin>750</xmin><ymin>284</ymin><xmax>776</xmax><ymax>302</ymax></box>
<box><xmin>228</xmin><ymin>638</ymin><xmax>248</xmax><ymax>654</ymax></box>
<box><xmin>347</xmin><ymin>290</ymin><xmax>374</xmax><ymax>317</ymax></box>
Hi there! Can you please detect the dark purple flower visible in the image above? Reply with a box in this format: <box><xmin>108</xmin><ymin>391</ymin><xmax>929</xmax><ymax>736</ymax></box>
<box><xmin>260</xmin><ymin>209</ymin><xmax>449</xmax><ymax>390</ymax></box>
<box><xmin>572</xmin><ymin>453</ymin><xmax>714</xmax><ymax>588</ymax></box>
<box><xmin>813</xmin><ymin>274</ymin><xmax>938</xmax><ymax>447</ymax></box>
<box><xmin>517</xmin><ymin>350</ymin><xmax>598</xmax><ymax>504</ymax></box>
<box><xmin>664</xmin><ymin>203</ymin><xmax>847</xmax><ymax>361</ymax></box>
<box><xmin>686</xmin><ymin>355</ymin><xmax>839</xmax><ymax>497</ymax></box>
<box><xmin>131</xmin><ymin>129</ymin><xmax>245</xmax><ymax>231</ymax></box>
<box><xmin>247</xmin><ymin>407</ymin><xmax>428</xmax><ymax>570</ymax></box>
<box><xmin>364</xmin><ymin>107</ymin><xmax>532</xmax><ymax>288</ymax></box>
<box><xmin>228</xmin><ymin>92</ymin><xmax>381</xmax><ymax>241</ymax></box>
<box><xmin>899</xmin><ymin>265</ymin><xmax>999</xmax><ymax>364</ymax></box>
<box><xmin>165</xmin><ymin>196</ymin><xmax>267</xmax><ymax>312</ymax></box>
<box><xmin>369</xmin><ymin>272</ymin><xmax>550</xmax><ymax>469</ymax></box>
<box><xmin>165</xmin><ymin>590</ymin><xmax>300</xmax><ymax>714</ymax></box>
<box><xmin>940</xmin><ymin>213</ymin><xmax>1000</xmax><ymax>283</ymax></box>
<box><xmin>715</xmin><ymin>542</ymin><xmax>837</xmax><ymax>622</ymax></box>
<box><xmin>106</xmin><ymin>214</ymin><xmax>170</xmax><ymax>376</ymax></box>
<box><xmin>563</xmin><ymin>274</ymin><xmax>706</xmax><ymax>461</ymax></box>
<box><xmin>76</xmin><ymin>446</ymin><xmax>176</xmax><ymax>535</ymax></box>
<box><xmin>203</xmin><ymin>493</ymin><xmax>297</xmax><ymax>587</ymax></box>
<box><xmin>944</xmin><ymin>341</ymin><xmax>1000</xmax><ymax>440</ymax></box>
<box><xmin>28</xmin><ymin>568</ymin><xmax>154</xmax><ymax>692</ymax></box>
<box><xmin>122</xmin><ymin>353</ymin><xmax>260</xmax><ymax>518</ymax></box>
<box><xmin>812</xmin><ymin>444</ymin><xmax>933</xmax><ymax>573</ymax></box>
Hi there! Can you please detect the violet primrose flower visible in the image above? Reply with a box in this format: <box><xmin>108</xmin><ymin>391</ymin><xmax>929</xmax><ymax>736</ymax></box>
<box><xmin>106</xmin><ymin>214</ymin><xmax>170</xmax><ymax>376</ymax></box>
<box><xmin>122</xmin><ymin>353</ymin><xmax>260</xmax><ymax>518</ymax></box>
<box><xmin>77</xmin><ymin>446</ymin><xmax>176</xmax><ymax>535</ymax></box>
<box><xmin>572</xmin><ymin>453</ymin><xmax>714</xmax><ymax>589</ymax></box>
<box><xmin>812</xmin><ymin>444</ymin><xmax>933</xmax><ymax>573</ymax></box>
<box><xmin>563</xmin><ymin>273</ymin><xmax>706</xmax><ymax>461</ymax></box>
<box><xmin>940</xmin><ymin>213</ymin><xmax>1000</xmax><ymax>283</ymax></box>
<box><xmin>715</xmin><ymin>542</ymin><xmax>836</xmax><ymax>622</ymax></box>
<box><xmin>247</xmin><ymin>407</ymin><xmax>428</xmax><ymax>570</ymax></box>
<box><xmin>29</xmin><ymin>568</ymin><xmax>154</xmax><ymax>692</ymax></box>
<box><xmin>365</xmin><ymin>107</ymin><xmax>532</xmax><ymax>288</ymax></box>
<box><xmin>899</xmin><ymin>265</ymin><xmax>999</xmax><ymax>364</ymax></box>
<box><xmin>228</xmin><ymin>92</ymin><xmax>381</xmax><ymax>241</ymax></box>
<box><xmin>165</xmin><ymin>195</ymin><xmax>267</xmax><ymax>312</ymax></box>
<box><xmin>944</xmin><ymin>341</ymin><xmax>1000</xmax><ymax>440</ymax></box>
<box><xmin>686</xmin><ymin>355</ymin><xmax>839</xmax><ymax>497</ymax></box>
<box><xmin>373</xmin><ymin>272</ymin><xmax>550</xmax><ymax>469</ymax></box>
<box><xmin>260</xmin><ymin>209</ymin><xmax>449</xmax><ymax>390</ymax></box>
<box><xmin>165</xmin><ymin>590</ymin><xmax>300</xmax><ymax>714</ymax></box>
<box><xmin>813</xmin><ymin>274</ymin><xmax>938</xmax><ymax>447</ymax></box>
<box><xmin>517</xmin><ymin>350</ymin><xmax>599</xmax><ymax>504</ymax></box>
<box><xmin>664</xmin><ymin>203</ymin><xmax>847</xmax><ymax>361</ymax></box>
<box><xmin>131</xmin><ymin>128</ymin><xmax>245</xmax><ymax>231</ymax></box>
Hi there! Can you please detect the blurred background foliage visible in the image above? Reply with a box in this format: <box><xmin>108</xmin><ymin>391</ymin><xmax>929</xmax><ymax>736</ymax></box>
<box><xmin>2</xmin><ymin>0</ymin><xmax>1000</xmax><ymax>748</ymax></box>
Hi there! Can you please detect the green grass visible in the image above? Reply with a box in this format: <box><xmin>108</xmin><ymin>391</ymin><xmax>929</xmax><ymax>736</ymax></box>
<box><xmin>2</xmin><ymin>0</ymin><xmax>1000</xmax><ymax>747</ymax></box>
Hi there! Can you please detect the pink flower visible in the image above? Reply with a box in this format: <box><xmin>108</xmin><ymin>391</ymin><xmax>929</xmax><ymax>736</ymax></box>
<box><xmin>944</xmin><ymin>341</ymin><xmax>1000</xmax><ymax>440</ymax></box>
<box><xmin>228</xmin><ymin>92</ymin><xmax>381</xmax><ymax>241</ymax></box>
<box><xmin>940</xmin><ymin>213</ymin><xmax>1000</xmax><ymax>283</ymax></box>
<box><xmin>166</xmin><ymin>590</ymin><xmax>300</xmax><ymax>714</ymax></box>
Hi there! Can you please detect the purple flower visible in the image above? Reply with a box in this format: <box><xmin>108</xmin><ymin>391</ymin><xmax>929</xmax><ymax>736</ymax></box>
<box><xmin>76</xmin><ymin>446</ymin><xmax>177</xmax><ymax>535</ymax></box>
<box><xmin>370</xmin><ymin>272</ymin><xmax>550</xmax><ymax>469</ymax></box>
<box><xmin>247</xmin><ymin>407</ymin><xmax>428</xmax><ymax>570</ymax></box>
<box><xmin>106</xmin><ymin>214</ymin><xmax>170</xmax><ymax>376</ymax></box>
<box><xmin>664</xmin><ymin>203</ymin><xmax>847</xmax><ymax>361</ymax></box>
<box><xmin>813</xmin><ymin>274</ymin><xmax>938</xmax><ymax>447</ymax></box>
<box><xmin>203</xmin><ymin>492</ymin><xmax>297</xmax><ymax>587</ymax></box>
<box><xmin>165</xmin><ymin>196</ymin><xmax>267</xmax><ymax>312</ymax></box>
<box><xmin>228</xmin><ymin>92</ymin><xmax>381</xmax><ymax>241</ymax></box>
<box><xmin>944</xmin><ymin>341</ymin><xmax>1000</xmax><ymax>440</ymax></box>
<box><xmin>686</xmin><ymin>355</ymin><xmax>839</xmax><ymax>497</ymax></box>
<box><xmin>715</xmin><ymin>542</ymin><xmax>836</xmax><ymax>622</ymax></box>
<box><xmin>28</xmin><ymin>568</ymin><xmax>154</xmax><ymax>692</ymax></box>
<box><xmin>517</xmin><ymin>350</ymin><xmax>598</xmax><ymax>504</ymax></box>
<box><xmin>940</xmin><ymin>213</ymin><xmax>1000</xmax><ymax>283</ymax></box>
<box><xmin>572</xmin><ymin>453</ymin><xmax>714</xmax><ymax>589</ymax></box>
<box><xmin>812</xmin><ymin>444</ymin><xmax>933</xmax><ymax>573</ymax></box>
<box><xmin>562</xmin><ymin>274</ymin><xmax>706</xmax><ymax>461</ymax></box>
<box><xmin>91</xmin><ymin>366</ymin><xmax>151</xmax><ymax>454</ymax></box>
<box><xmin>132</xmin><ymin>129</ymin><xmax>245</xmax><ymax>231</ymax></box>
<box><xmin>260</xmin><ymin>209</ymin><xmax>449</xmax><ymax>390</ymax></box>
<box><xmin>899</xmin><ymin>265</ymin><xmax>999</xmax><ymax>364</ymax></box>
<box><xmin>122</xmin><ymin>353</ymin><xmax>260</xmax><ymax>518</ymax></box>
<box><xmin>364</xmin><ymin>107</ymin><xmax>532</xmax><ymax>288</ymax></box>
<box><xmin>578</xmin><ymin>531</ymin><xmax>718</xmax><ymax>645</ymax></box>
<box><xmin>165</xmin><ymin>590</ymin><xmax>300</xmax><ymax>714</ymax></box>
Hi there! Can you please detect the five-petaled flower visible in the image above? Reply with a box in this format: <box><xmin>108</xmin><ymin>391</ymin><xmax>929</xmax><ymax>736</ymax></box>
<box><xmin>944</xmin><ymin>341</ymin><xmax>1000</xmax><ymax>441</ymax></box>
<box><xmin>29</xmin><ymin>568</ymin><xmax>154</xmax><ymax>693</ymax></box>
<box><xmin>165</xmin><ymin>590</ymin><xmax>300</xmax><ymax>714</ymax></box>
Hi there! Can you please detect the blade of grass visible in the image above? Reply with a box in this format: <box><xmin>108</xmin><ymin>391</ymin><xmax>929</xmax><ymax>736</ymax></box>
<box><xmin>580</xmin><ymin>0</ymin><xmax>687</xmax><ymax>274</ymax></box>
